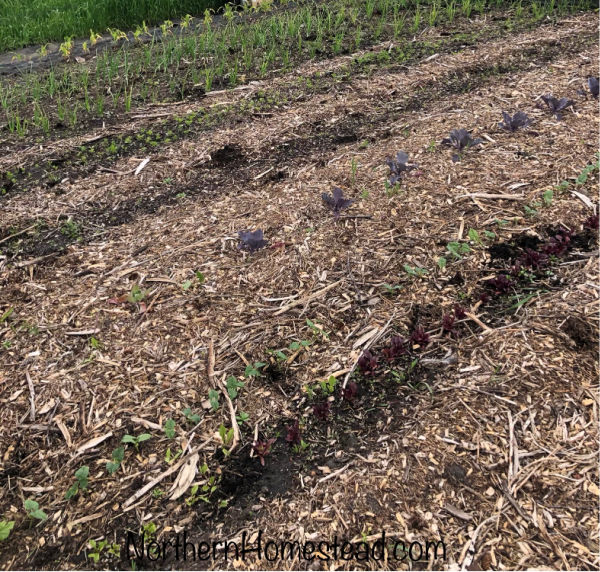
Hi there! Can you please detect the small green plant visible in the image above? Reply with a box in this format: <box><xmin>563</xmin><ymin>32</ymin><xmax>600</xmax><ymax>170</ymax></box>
<box><xmin>218</xmin><ymin>424</ymin><xmax>234</xmax><ymax>454</ymax></box>
<box><xmin>403</xmin><ymin>264</ymin><xmax>428</xmax><ymax>278</ymax></box>
<box><xmin>524</xmin><ymin>202</ymin><xmax>540</xmax><ymax>217</ymax></box>
<box><xmin>89</xmin><ymin>30</ymin><xmax>101</xmax><ymax>45</ymax></box>
<box><xmin>181</xmin><ymin>14</ymin><xmax>193</xmax><ymax>29</ymax></box>
<box><xmin>122</xmin><ymin>433</ymin><xmax>151</xmax><ymax>451</ymax></box>
<box><xmin>89</xmin><ymin>336</ymin><xmax>101</xmax><ymax>350</ymax></box>
<box><xmin>152</xmin><ymin>488</ymin><xmax>164</xmax><ymax>499</ymax></box>
<box><xmin>292</xmin><ymin>439</ymin><xmax>309</xmax><ymax>454</ymax></box>
<box><xmin>65</xmin><ymin>466</ymin><xmax>90</xmax><ymax>499</ymax></box>
<box><xmin>382</xmin><ymin>283</ymin><xmax>402</xmax><ymax>295</ymax></box>
<box><xmin>446</xmin><ymin>241</ymin><xmax>471</xmax><ymax>259</ymax></box>
<box><xmin>164</xmin><ymin>419</ymin><xmax>176</xmax><ymax>439</ymax></box>
<box><xmin>59</xmin><ymin>36</ymin><xmax>73</xmax><ymax>59</ymax></box>
<box><xmin>244</xmin><ymin>362</ymin><xmax>265</xmax><ymax>377</ymax></box>
<box><xmin>306</xmin><ymin>318</ymin><xmax>329</xmax><ymax>341</ymax></box>
<box><xmin>24</xmin><ymin>499</ymin><xmax>47</xmax><ymax>521</ymax></box>
<box><xmin>318</xmin><ymin>375</ymin><xmax>337</xmax><ymax>396</ymax></box>
<box><xmin>164</xmin><ymin>447</ymin><xmax>182</xmax><ymax>464</ymax></box>
<box><xmin>0</xmin><ymin>521</ymin><xmax>15</xmax><ymax>540</ymax></box>
<box><xmin>226</xmin><ymin>376</ymin><xmax>244</xmax><ymax>399</ymax></box>
<box><xmin>108</xmin><ymin>28</ymin><xmax>127</xmax><ymax>42</ymax></box>
<box><xmin>183</xmin><ymin>407</ymin><xmax>201</xmax><ymax>423</ymax></box>
<box><xmin>127</xmin><ymin>285</ymin><xmax>147</xmax><ymax>304</ymax></box>
<box><xmin>88</xmin><ymin>539</ymin><xmax>107</xmax><ymax>563</ymax></box>
<box><xmin>437</xmin><ymin>257</ymin><xmax>447</xmax><ymax>269</ymax></box>
<box><xmin>106</xmin><ymin>447</ymin><xmax>124</xmax><ymax>475</ymax></box>
<box><xmin>236</xmin><ymin>411</ymin><xmax>249</xmax><ymax>425</ymax></box>
<box><xmin>542</xmin><ymin>189</ymin><xmax>554</xmax><ymax>205</ymax></box>
<box><xmin>207</xmin><ymin>390</ymin><xmax>220</xmax><ymax>412</ymax></box>
<box><xmin>60</xmin><ymin>219</ymin><xmax>81</xmax><ymax>239</ymax></box>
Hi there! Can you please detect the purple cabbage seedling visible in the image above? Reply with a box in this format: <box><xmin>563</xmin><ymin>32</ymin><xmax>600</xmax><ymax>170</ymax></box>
<box><xmin>322</xmin><ymin>187</ymin><xmax>353</xmax><ymax>218</ymax></box>
<box><xmin>382</xmin><ymin>335</ymin><xmax>408</xmax><ymax>362</ymax></box>
<box><xmin>253</xmin><ymin>437</ymin><xmax>276</xmax><ymax>466</ymax></box>
<box><xmin>285</xmin><ymin>420</ymin><xmax>301</xmax><ymax>446</ymax></box>
<box><xmin>588</xmin><ymin>77</ymin><xmax>599</xmax><ymax>98</ymax></box>
<box><xmin>342</xmin><ymin>381</ymin><xmax>358</xmax><ymax>402</ymax></box>
<box><xmin>238</xmin><ymin>229</ymin><xmax>267</xmax><ymax>252</ymax></box>
<box><xmin>313</xmin><ymin>402</ymin><xmax>330</xmax><ymax>421</ymax></box>
<box><xmin>410</xmin><ymin>326</ymin><xmax>430</xmax><ymax>348</ymax></box>
<box><xmin>385</xmin><ymin>151</ymin><xmax>417</xmax><ymax>185</ymax></box>
<box><xmin>541</xmin><ymin>94</ymin><xmax>573</xmax><ymax>119</ymax></box>
<box><xmin>441</xmin><ymin>129</ymin><xmax>482</xmax><ymax>162</ymax></box>
<box><xmin>485</xmin><ymin>274</ymin><xmax>514</xmax><ymax>296</ymax></box>
<box><xmin>357</xmin><ymin>350</ymin><xmax>377</xmax><ymax>376</ymax></box>
<box><xmin>499</xmin><ymin>111</ymin><xmax>531</xmax><ymax>132</ymax></box>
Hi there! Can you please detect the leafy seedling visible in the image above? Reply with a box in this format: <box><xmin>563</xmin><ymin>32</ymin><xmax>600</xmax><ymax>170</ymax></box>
<box><xmin>244</xmin><ymin>362</ymin><xmax>265</xmax><ymax>378</ymax></box>
<box><xmin>446</xmin><ymin>241</ymin><xmax>471</xmax><ymax>259</ymax></box>
<box><xmin>403</xmin><ymin>264</ymin><xmax>428</xmax><ymax>278</ymax></box>
<box><xmin>219</xmin><ymin>424</ymin><xmax>235</xmax><ymax>455</ymax></box>
<box><xmin>121</xmin><ymin>433</ymin><xmax>151</xmax><ymax>450</ymax></box>
<box><xmin>385</xmin><ymin>151</ymin><xmax>417</xmax><ymax>185</ymax></box>
<box><xmin>541</xmin><ymin>94</ymin><xmax>573</xmax><ymax>119</ymax></box>
<box><xmin>285</xmin><ymin>419</ymin><xmax>302</xmax><ymax>446</ymax></box>
<box><xmin>183</xmin><ymin>407</ymin><xmax>202</xmax><ymax>423</ymax></box>
<box><xmin>588</xmin><ymin>77</ymin><xmax>599</xmax><ymax>98</ymax></box>
<box><xmin>165</xmin><ymin>447</ymin><xmax>182</xmax><ymax>464</ymax></box>
<box><xmin>238</xmin><ymin>229</ymin><xmax>267</xmax><ymax>252</ymax></box>
<box><xmin>24</xmin><ymin>499</ymin><xmax>47</xmax><ymax>521</ymax></box>
<box><xmin>498</xmin><ymin>111</ymin><xmax>531</xmax><ymax>131</ymax></box>
<box><xmin>106</xmin><ymin>447</ymin><xmax>124</xmax><ymax>475</ymax></box>
<box><xmin>226</xmin><ymin>376</ymin><xmax>244</xmax><ymax>398</ymax></box>
<box><xmin>65</xmin><ymin>466</ymin><xmax>89</xmax><ymax>499</ymax></box>
<box><xmin>382</xmin><ymin>335</ymin><xmax>408</xmax><ymax>362</ymax></box>
<box><xmin>0</xmin><ymin>521</ymin><xmax>14</xmax><ymax>540</ymax></box>
<box><xmin>253</xmin><ymin>438</ymin><xmax>276</xmax><ymax>465</ymax></box>
<box><xmin>382</xmin><ymin>283</ymin><xmax>403</xmax><ymax>294</ymax></box>
<box><xmin>441</xmin><ymin>129</ymin><xmax>482</xmax><ymax>162</ymax></box>
<box><xmin>306</xmin><ymin>318</ymin><xmax>329</xmax><ymax>340</ymax></box>
<box><xmin>322</xmin><ymin>187</ymin><xmax>353</xmax><ymax>218</ymax></box>
<box><xmin>164</xmin><ymin>419</ymin><xmax>176</xmax><ymax>439</ymax></box>
<box><xmin>88</xmin><ymin>539</ymin><xmax>107</xmax><ymax>563</ymax></box>
<box><xmin>437</xmin><ymin>257</ymin><xmax>447</xmax><ymax>269</ymax></box>
<box><xmin>313</xmin><ymin>401</ymin><xmax>330</xmax><ymax>421</ymax></box>
<box><xmin>410</xmin><ymin>327</ymin><xmax>430</xmax><ymax>348</ymax></box>
<box><xmin>236</xmin><ymin>411</ymin><xmax>250</xmax><ymax>425</ymax></box>
<box><xmin>357</xmin><ymin>350</ymin><xmax>377</xmax><ymax>376</ymax></box>
<box><xmin>318</xmin><ymin>375</ymin><xmax>337</xmax><ymax>395</ymax></box>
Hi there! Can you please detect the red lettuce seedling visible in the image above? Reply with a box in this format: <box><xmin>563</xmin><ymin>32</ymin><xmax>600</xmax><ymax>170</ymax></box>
<box><xmin>410</xmin><ymin>326</ymin><xmax>430</xmax><ymax>348</ymax></box>
<box><xmin>516</xmin><ymin>248</ymin><xmax>548</xmax><ymax>270</ymax></box>
<box><xmin>253</xmin><ymin>437</ymin><xmax>276</xmax><ymax>466</ymax></box>
<box><xmin>285</xmin><ymin>420</ymin><xmax>301</xmax><ymax>446</ymax></box>
<box><xmin>478</xmin><ymin>293</ymin><xmax>490</xmax><ymax>305</ymax></box>
<box><xmin>342</xmin><ymin>381</ymin><xmax>358</xmax><ymax>402</ymax></box>
<box><xmin>382</xmin><ymin>335</ymin><xmax>408</xmax><ymax>361</ymax></box>
<box><xmin>544</xmin><ymin>227</ymin><xmax>573</xmax><ymax>256</ymax></box>
<box><xmin>583</xmin><ymin>214</ymin><xmax>599</xmax><ymax>230</ymax></box>
<box><xmin>313</xmin><ymin>402</ymin><xmax>330</xmax><ymax>421</ymax></box>
<box><xmin>454</xmin><ymin>304</ymin><xmax>467</xmax><ymax>319</ymax></box>
<box><xmin>357</xmin><ymin>350</ymin><xmax>377</xmax><ymax>375</ymax></box>
<box><xmin>541</xmin><ymin>94</ymin><xmax>573</xmax><ymax>119</ymax></box>
<box><xmin>588</xmin><ymin>77</ymin><xmax>599</xmax><ymax>99</ymax></box>
<box><xmin>442</xmin><ymin>128</ymin><xmax>482</xmax><ymax>162</ymax></box>
<box><xmin>386</xmin><ymin>151</ymin><xmax>417</xmax><ymax>185</ymax></box>
<box><xmin>485</xmin><ymin>275</ymin><xmax>514</xmax><ymax>296</ymax></box>
<box><xmin>499</xmin><ymin>111</ymin><xmax>531</xmax><ymax>132</ymax></box>
<box><xmin>322</xmin><ymin>187</ymin><xmax>353</xmax><ymax>218</ymax></box>
<box><xmin>442</xmin><ymin>314</ymin><xmax>456</xmax><ymax>335</ymax></box>
<box><xmin>238</xmin><ymin>229</ymin><xmax>267</xmax><ymax>252</ymax></box>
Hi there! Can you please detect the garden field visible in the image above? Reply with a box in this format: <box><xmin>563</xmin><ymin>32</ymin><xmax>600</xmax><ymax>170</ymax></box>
<box><xmin>0</xmin><ymin>0</ymin><xmax>598</xmax><ymax>569</ymax></box>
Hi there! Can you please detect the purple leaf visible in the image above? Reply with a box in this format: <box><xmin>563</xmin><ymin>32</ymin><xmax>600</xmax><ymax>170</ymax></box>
<box><xmin>499</xmin><ymin>111</ymin><xmax>531</xmax><ymax>132</ymax></box>
<box><xmin>541</xmin><ymin>94</ymin><xmax>573</xmax><ymax>119</ymax></box>
<box><xmin>342</xmin><ymin>381</ymin><xmax>358</xmax><ymax>402</ymax></box>
<box><xmin>238</xmin><ymin>229</ymin><xmax>268</xmax><ymax>252</ymax></box>
<box><xmin>357</xmin><ymin>350</ymin><xmax>377</xmax><ymax>376</ymax></box>
<box><xmin>322</xmin><ymin>187</ymin><xmax>353</xmax><ymax>218</ymax></box>
<box><xmin>410</xmin><ymin>326</ymin><xmax>430</xmax><ymax>348</ymax></box>
<box><xmin>588</xmin><ymin>77</ymin><xmax>599</xmax><ymax>98</ymax></box>
<box><xmin>386</xmin><ymin>151</ymin><xmax>417</xmax><ymax>185</ymax></box>
<box><xmin>382</xmin><ymin>335</ymin><xmax>408</xmax><ymax>361</ymax></box>
<box><xmin>285</xmin><ymin>420</ymin><xmax>301</xmax><ymax>445</ymax></box>
<box><xmin>442</xmin><ymin>129</ymin><xmax>482</xmax><ymax>154</ymax></box>
<box><xmin>313</xmin><ymin>402</ymin><xmax>330</xmax><ymax>421</ymax></box>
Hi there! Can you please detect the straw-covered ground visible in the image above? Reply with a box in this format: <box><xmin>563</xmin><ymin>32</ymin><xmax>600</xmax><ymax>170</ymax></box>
<box><xmin>0</xmin><ymin>2</ymin><xmax>598</xmax><ymax>570</ymax></box>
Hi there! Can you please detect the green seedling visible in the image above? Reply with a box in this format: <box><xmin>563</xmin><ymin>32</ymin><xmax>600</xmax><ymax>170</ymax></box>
<box><xmin>24</xmin><ymin>499</ymin><xmax>47</xmax><ymax>521</ymax></box>
<box><xmin>446</xmin><ymin>241</ymin><xmax>471</xmax><ymax>259</ymax></box>
<box><xmin>244</xmin><ymin>362</ymin><xmax>265</xmax><ymax>377</ymax></box>
<box><xmin>218</xmin><ymin>424</ymin><xmax>234</xmax><ymax>455</ymax></box>
<box><xmin>437</xmin><ymin>257</ymin><xmax>447</xmax><ymax>269</ymax></box>
<box><xmin>542</xmin><ymin>189</ymin><xmax>554</xmax><ymax>205</ymax></box>
<box><xmin>88</xmin><ymin>539</ymin><xmax>107</xmax><ymax>563</ymax></box>
<box><xmin>106</xmin><ymin>447</ymin><xmax>124</xmax><ymax>475</ymax></box>
<box><xmin>382</xmin><ymin>283</ymin><xmax>402</xmax><ymax>294</ymax></box>
<box><xmin>165</xmin><ymin>447</ymin><xmax>182</xmax><ymax>464</ymax></box>
<box><xmin>121</xmin><ymin>433</ymin><xmax>151</xmax><ymax>450</ymax></box>
<box><xmin>0</xmin><ymin>521</ymin><xmax>15</xmax><ymax>540</ymax></box>
<box><xmin>226</xmin><ymin>376</ymin><xmax>244</xmax><ymax>399</ymax></box>
<box><xmin>403</xmin><ymin>264</ymin><xmax>428</xmax><ymax>278</ymax></box>
<box><xmin>183</xmin><ymin>407</ymin><xmax>201</xmax><ymax>423</ymax></box>
<box><xmin>65</xmin><ymin>466</ymin><xmax>89</xmax><ymax>499</ymax></box>
<box><xmin>468</xmin><ymin>228</ymin><xmax>483</xmax><ymax>245</ymax></box>
<box><xmin>267</xmin><ymin>348</ymin><xmax>288</xmax><ymax>362</ymax></box>
<box><xmin>306</xmin><ymin>318</ymin><xmax>329</xmax><ymax>340</ymax></box>
<box><xmin>151</xmin><ymin>488</ymin><xmax>164</xmax><ymax>499</ymax></box>
<box><xmin>164</xmin><ymin>419</ymin><xmax>176</xmax><ymax>439</ymax></box>
<box><xmin>292</xmin><ymin>439</ymin><xmax>309</xmax><ymax>454</ymax></box>
<box><xmin>127</xmin><ymin>285</ymin><xmax>147</xmax><ymax>304</ymax></box>
<box><xmin>236</xmin><ymin>411</ymin><xmax>250</xmax><ymax>425</ymax></box>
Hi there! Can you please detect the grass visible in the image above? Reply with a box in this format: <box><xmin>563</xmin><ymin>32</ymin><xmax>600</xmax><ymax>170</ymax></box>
<box><xmin>0</xmin><ymin>0</ymin><xmax>225</xmax><ymax>52</ymax></box>
<box><xmin>0</xmin><ymin>0</ymin><xmax>595</xmax><ymax>142</ymax></box>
